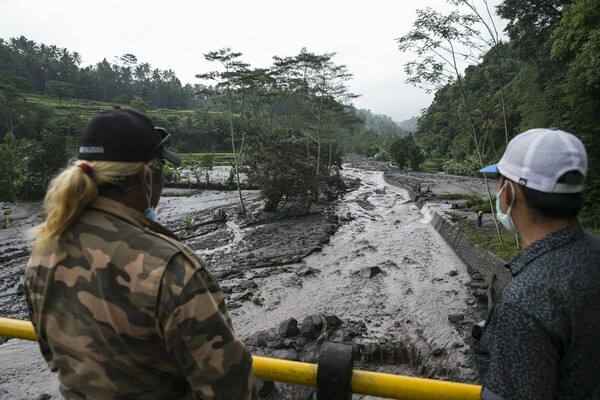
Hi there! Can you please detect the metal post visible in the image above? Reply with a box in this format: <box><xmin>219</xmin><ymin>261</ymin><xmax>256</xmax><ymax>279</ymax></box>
<box><xmin>317</xmin><ymin>342</ymin><xmax>354</xmax><ymax>400</ymax></box>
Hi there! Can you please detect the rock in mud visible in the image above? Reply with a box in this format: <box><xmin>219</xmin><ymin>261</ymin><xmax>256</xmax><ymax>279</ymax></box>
<box><xmin>340</xmin><ymin>212</ymin><xmax>355</xmax><ymax>222</ymax></box>
<box><xmin>318</xmin><ymin>235</ymin><xmax>330</xmax><ymax>245</ymax></box>
<box><xmin>272</xmin><ymin>348</ymin><xmax>299</xmax><ymax>361</ymax></box>
<box><xmin>300</xmin><ymin>316</ymin><xmax>318</xmax><ymax>339</ymax></box>
<box><xmin>296</xmin><ymin>264</ymin><xmax>315</xmax><ymax>277</ymax></box>
<box><xmin>432</xmin><ymin>348</ymin><xmax>444</xmax><ymax>357</ymax></box>
<box><xmin>252</xmin><ymin>297</ymin><xmax>263</xmax><ymax>306</ymax></box>
<box><xmin>324</xmin><ymin>314</ymin><xmax>341</xmax><ymax>327</ymax></box>
<box><xmin>239</xmin><ymin>279</ymin><xmax>258</xmax><ymax>289</ymax></box>
<box><xmin>448</xmin><ymin>313</ymin><xmax>465</xmax><ymax>323</ymax></box>
<box><xmin>257</xmin><ymin>380</ymin><xmax>275</xmax><ymax>398</ymax></box>
<box><xmin>309</xmin><ymin>315</ymin><xmax>323</xmax><ymax>331</ymax></box>
<box><xmin>326</xmin><ymin>223</ymin><xmax>338</xmax><ymax>235</ymax></box>
<box><xmin>448</xmin><ymin>269</ymin><xmax>458</xmax><ymax>277</ymax></box>
<box><xmin>359</xmin><ymin>266</ymin><xmax>383</xmax><ymax>278</ymax></box>
<box><xmin>231</xmin><ymin>290</ymin><xmax>252</xmax><ymax>302</ymax></box>
<box><xmin>279</xmin><ymin>318</ymin><xmax>298</xmax><ymax>338</ymax></box>
<box><xmin>227</xmin><ymin>301</ymin><xmax>242</xmax><ymax>310</ymax></box>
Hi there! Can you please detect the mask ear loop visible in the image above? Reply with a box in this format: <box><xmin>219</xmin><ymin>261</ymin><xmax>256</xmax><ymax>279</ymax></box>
<box><xmin>145</xmin><ymin>170</ymin><xmax>153</xmax><ymax>209</ymax></box>
<box><xmin>143</xmin><ymin>167</ymin><xmax>156</xmax><ymax>220</ymax></box>
<box><xmin>496</xmin><ymin>179</ymin><xmax>516</xmax><ymax>211</ymax></box>
<box><xmin>502</xmin><ymin>180</ymin><xmax>516</xmax><ymax>216</ymax></box>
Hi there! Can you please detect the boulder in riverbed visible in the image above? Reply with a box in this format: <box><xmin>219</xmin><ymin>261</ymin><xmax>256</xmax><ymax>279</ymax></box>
<box><xmin>279</xmin><ymin>318</ymin><xmax>298</xmax><ymax>338</ymax></box>
<box><xmin>359</xmin><ymin>266</ymin><xmax>383</xmax><ymax>278</ymax></box>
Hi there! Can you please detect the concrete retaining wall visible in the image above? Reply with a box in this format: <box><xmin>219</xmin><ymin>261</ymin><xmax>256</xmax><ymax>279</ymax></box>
<box><xmin>430</xmin><ymin>213</ymin><xmax>512</xmax><ymax>296</ymax></box>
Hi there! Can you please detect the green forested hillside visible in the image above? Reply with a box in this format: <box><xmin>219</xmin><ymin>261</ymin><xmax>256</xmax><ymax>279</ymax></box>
<box><xmin>398</xmin><ymin>0</ymin><xmax>600</xmax><ymax>227</ymax></box>
<box><xmin>3</xmin><ymin>0</ymin><xmax>597</xmax><ymax>220</ymax></box>
<box><xmin>0</xmin><ymin>42</ymin><xmax>402</xmax><ymax>211</ymax></box>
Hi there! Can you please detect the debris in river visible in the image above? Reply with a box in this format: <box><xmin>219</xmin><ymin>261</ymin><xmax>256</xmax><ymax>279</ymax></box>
<box><xmin>448</xmin><ymin>314</ymin><xmax>465</xmax><ymax>323</ymax></box>
<box><xmin>295</xmin><ymin>264</ymin><xmax>318</xmax><ymax>277</ymax></box>
<box><xmin>358</xmin><ymin>266</ymin><xmax>383</xmax><ymax>278</ymax></box>
<box><xmin>279</xmin><ymin>318</ymin><xmax>298</xmax><ymax>338</ymax></box>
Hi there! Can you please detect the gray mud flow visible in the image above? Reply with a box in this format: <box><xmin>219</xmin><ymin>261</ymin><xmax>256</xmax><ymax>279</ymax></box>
<box><xmin>0</xmin><ymin>163</ymin><xmax>484</xmax><ymax>399</ymax></box>
<box><xmin>230</xmin><ymin>167</ymin><xmax>480</xmax><ymax>392</ymax></box>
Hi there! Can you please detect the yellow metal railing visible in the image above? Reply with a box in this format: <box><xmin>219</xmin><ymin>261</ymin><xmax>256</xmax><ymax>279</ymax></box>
<box><xmin>0</xmin><ymin>317</ymin><xmax>481</xmax><ymax>400</ymax></box>
<box><xmin>0</xmin><ymin>316</ymin><xmax>37</xmax><ymax>341</ymax></box>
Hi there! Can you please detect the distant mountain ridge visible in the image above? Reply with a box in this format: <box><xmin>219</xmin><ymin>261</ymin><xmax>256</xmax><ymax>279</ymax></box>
<box><xmin>396</xmin><ymin>116</ymin><xmax>418</xmax><ymax>133</ymax></box>
<box><xmin>355</xmin><ymin>109</ymin><xmax>407</xmax><ymax>136</ymax></box>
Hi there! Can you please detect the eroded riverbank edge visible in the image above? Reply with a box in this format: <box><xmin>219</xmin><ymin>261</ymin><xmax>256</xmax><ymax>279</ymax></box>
<box><xmin>383</xmin><ymin>170</ymin><xmax>511</xmax><ymax>295</ymax></box>
<box><xmin>0</xmin><ymin>157</ymin><xmax>510</xmax><ymax>399</ymax></box>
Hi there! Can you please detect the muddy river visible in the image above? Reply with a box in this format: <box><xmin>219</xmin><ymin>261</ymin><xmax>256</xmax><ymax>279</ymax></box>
<box><xmin>0</xmin><ymin>157</ymin><xmax>488</xmax><ymax>399</ymax></box>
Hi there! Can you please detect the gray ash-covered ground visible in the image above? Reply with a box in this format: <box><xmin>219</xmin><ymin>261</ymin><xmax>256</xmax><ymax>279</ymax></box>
<box><xmin>0</xmin><ymin>156</ymin><xmax>493</xmax><ymax>399</ymax></box>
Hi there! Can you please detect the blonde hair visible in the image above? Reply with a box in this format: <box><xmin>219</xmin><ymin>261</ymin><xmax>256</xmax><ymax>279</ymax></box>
<box><xmin>29</xmin><ymin>159</ymin><xmax>149</xmax><ymax>254</ymax></box>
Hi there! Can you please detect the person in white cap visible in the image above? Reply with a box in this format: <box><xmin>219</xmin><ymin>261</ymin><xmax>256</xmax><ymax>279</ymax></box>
<box><xmin>473</xmin><ymin>128</ymin><xmax>600</xmax><ymax>399</ymax></box>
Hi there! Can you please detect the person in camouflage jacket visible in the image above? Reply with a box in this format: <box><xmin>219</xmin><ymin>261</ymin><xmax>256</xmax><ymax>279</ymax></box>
<box><xmin>25</xmin><ymin>109</ymin><xmax>257</xmax><ymax>399</ymax></box>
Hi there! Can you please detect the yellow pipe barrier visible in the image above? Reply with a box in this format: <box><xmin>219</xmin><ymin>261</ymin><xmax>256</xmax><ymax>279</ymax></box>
<box><xmin>1</xmin><ymin>317</ymin><xmax>481</xmax><ymax>400</ymax></box>
<box><xmin>252</xmin><ymin>356</ymin><xmax>317</xmax><ymax>387</ymax></box>
<box><xmin>0</xmin><ymin>317</ymin><xmax>37</xmax><ymax>341</ymax></box>
<box><xmin>351</xmin><ymin>369</ymin><xmax>481</xmax><ymax>400</ymax></box>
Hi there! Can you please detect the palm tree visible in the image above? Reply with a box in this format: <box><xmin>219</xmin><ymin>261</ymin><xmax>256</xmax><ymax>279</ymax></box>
<box><xmin>58</xmin><ymin>48</ymin><xmax>74</xmax><ymax>81</ymax></box>
<box><xmin>96</xmin><ymin>58</ymin><xmax>114</xmax><ymax>101</ymax></box>
<box><xmin>39</xmin><ymin>44</ymin><xmax>58</xmax><ymax>95</ymax></box>
<box><xmin>71</xmin><ymin>51</ymin><xmax>82</xmax><ymax>67</ymax></box>
<box><xmin>134</xmin><ymin>62</ymin><xmax>151</xmax><ymax>81</ymax></box>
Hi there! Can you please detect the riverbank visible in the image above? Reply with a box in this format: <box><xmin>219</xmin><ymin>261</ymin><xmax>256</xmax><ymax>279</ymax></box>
<box><xmin>0</xmin><ymin>155</ymin><xmax>500</xmax><ymax>399</ymax></box>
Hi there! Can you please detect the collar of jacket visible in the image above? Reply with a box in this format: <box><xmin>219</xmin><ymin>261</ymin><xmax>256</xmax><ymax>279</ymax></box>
<box><xmin>89</xmin><ymin>196</ymin><xmax>179</xmax><ymax>240</ymax></box>
<box><xmin>505</xmin><ymin>222</ymin><xmax>583</xmax><ymax>276</ymax></box>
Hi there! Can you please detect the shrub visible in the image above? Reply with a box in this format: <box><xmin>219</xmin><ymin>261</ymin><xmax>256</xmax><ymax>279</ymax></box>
<box><xmin>0</xmin><ymin>132</ymin><xmax>30</xmax><ymax>201</ymax></box>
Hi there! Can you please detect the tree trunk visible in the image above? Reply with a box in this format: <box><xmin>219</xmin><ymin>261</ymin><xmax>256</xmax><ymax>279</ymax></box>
<box><xmin>263</xmin><ymin>193</ymin><xmax>282</xmax><ymax>212</ymax></box>
<box><xmin>450</xmin><ymin>39</ymin><xmax>503</xmax><ymax>243</ymax></box>
<box><xmin>228</xmin><ymin>93</ymin><xmax>246</xmax><ymax>216</ymax></box>
<box><xmin>315</xmin><ymin>99</ymin><xmax>323</xmax><ymax>177</ymax></box>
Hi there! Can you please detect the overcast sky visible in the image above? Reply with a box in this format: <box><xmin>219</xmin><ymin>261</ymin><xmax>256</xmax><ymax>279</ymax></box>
<box><xmin>0</xmin><ymin>0</ymin><xmax>506</xmax><ymax>122</ymax></box>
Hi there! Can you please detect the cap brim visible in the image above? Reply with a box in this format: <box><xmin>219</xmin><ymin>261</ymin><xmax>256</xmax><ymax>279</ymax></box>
<box><xmin>161</xmin><ymin>148</ymin><xmax>181</xmax><ymax>166</ymax></box>
<box><xmin>479</xmin><ymin>164</ymin><xmax>499</xmax><ymax>174</ymax></box>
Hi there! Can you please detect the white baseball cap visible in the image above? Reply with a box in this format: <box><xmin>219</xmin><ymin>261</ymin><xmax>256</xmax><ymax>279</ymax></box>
<box><xmin>479</xmin><ymin>128</ymin><xmax>587</xmax><ymax>194</ymax></box>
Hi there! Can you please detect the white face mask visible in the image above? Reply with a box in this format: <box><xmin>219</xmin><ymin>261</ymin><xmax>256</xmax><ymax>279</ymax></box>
<box><xmin>496</xmin><ymin>181</ymin><xmax>517</xmax><ymax>233</ymax></box>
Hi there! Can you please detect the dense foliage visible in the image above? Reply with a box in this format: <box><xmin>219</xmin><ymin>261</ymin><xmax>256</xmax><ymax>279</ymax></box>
<box><xmin>0</xmin><ymin>39</ymin><xmax>405</xmax><ymax>210</ymax></box>
<box><xmin>400</xmin><ymin>0</ymin><xmax>600</xmax><ymax>227</ymax></box>
<box><xmin>0</xmin><ymin>38</ymin><xmax>196</xmax><ymax>109</ymax></box>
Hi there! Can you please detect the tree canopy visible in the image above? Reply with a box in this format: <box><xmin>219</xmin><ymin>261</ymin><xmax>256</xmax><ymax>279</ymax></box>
<box><xmin>401</xmin><ymin>0</ymin><xmax>600</xmax><ymax>228</ymax></box>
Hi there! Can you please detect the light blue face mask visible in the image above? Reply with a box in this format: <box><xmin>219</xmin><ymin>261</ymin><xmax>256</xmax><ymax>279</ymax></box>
<box><xmin>144</xmin><ymin>208</ymin><xmax>158</xmax><ymax>221</ymax></box>
<box><xmin>496</xmin><ymin>181</ymin><xmax>517</xmax><ymax>233</ymax></box>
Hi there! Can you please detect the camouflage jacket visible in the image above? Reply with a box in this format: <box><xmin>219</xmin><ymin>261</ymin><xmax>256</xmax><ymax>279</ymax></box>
<box><xmin>24</xmin><ymin>196</ymin><xmax>257</xmax><ymax>400</ymax></box>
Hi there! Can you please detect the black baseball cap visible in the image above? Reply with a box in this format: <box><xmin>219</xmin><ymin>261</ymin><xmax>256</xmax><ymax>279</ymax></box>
<box><xmin>78</xmin><ymin>108</ymin><xmax>181</xmax><ymax>165</ymax></box>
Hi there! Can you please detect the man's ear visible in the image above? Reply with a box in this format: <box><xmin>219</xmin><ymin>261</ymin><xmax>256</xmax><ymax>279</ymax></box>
<box><xmin>498</xmin><ymin>179</ymin><xmax>511</xmax><ymax>204</ymax></box>
<box><xmin>504</xmin><ymin>180</ymin><xmax>521</xmax><ymax>207</ymax></box>
<box><xmin>504</xmin><ymin>180</ymin><xmax>512</xmax><ymax>198</ymax></box>
<box><xmin>512</xmin><ymin>181</ymin><xmax>526</xmax><ymax>205</ymax></box>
